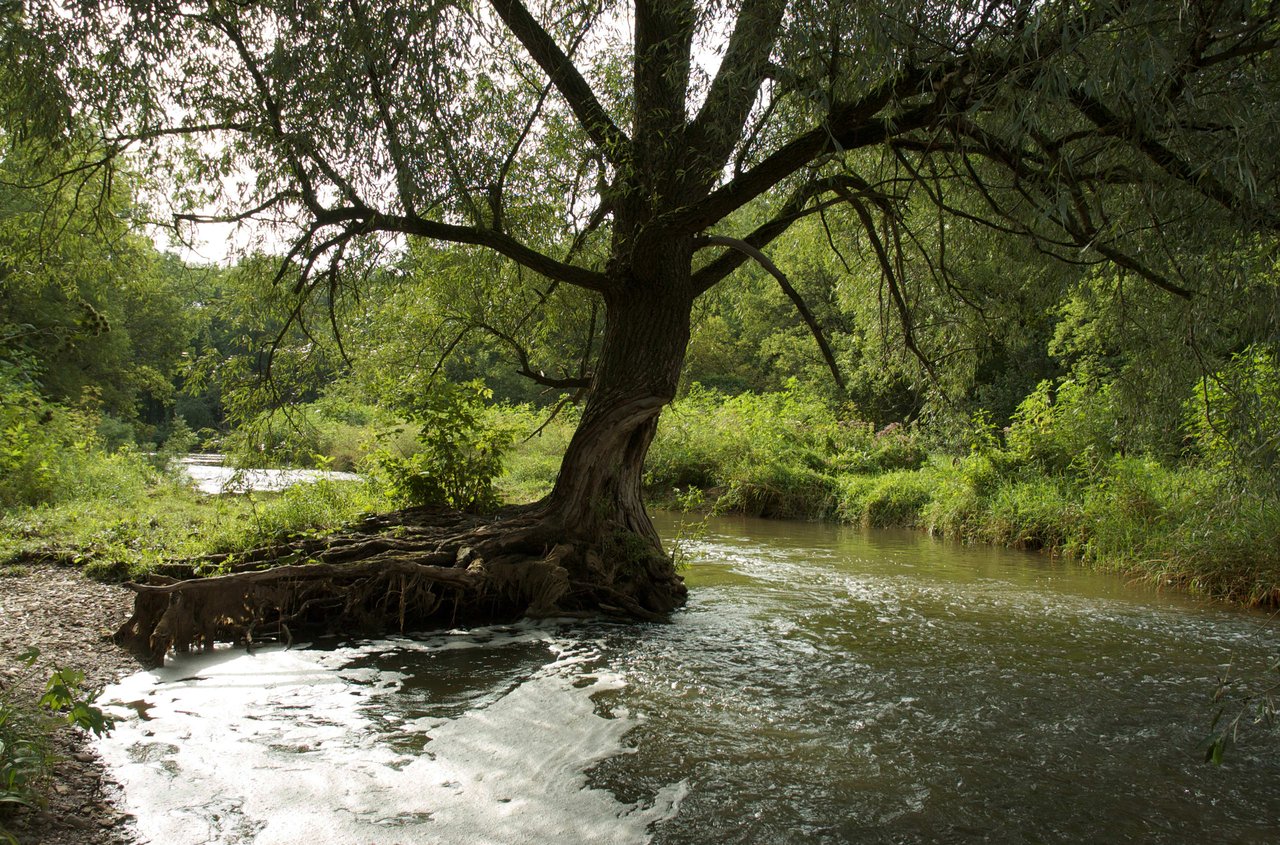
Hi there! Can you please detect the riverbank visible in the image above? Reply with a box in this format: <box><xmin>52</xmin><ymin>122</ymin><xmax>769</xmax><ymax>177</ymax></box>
<box><xmin>0</xmin><ymin>566</ymin><xmax>141</xmax><ymax>845</ymax></box>
<box><xmin>0</xmin><ymin>451</ymin><xmax>1274</xmax><ymax>840</ymax></box>
<box><xmin>499</xmin><ymin>388</ymin><xmax>1280</xmax><ymax>608</ymax></box>
<box><xmin>649</xmin><ymin>455</ymin><xmax>1280</xmax><ymax>607</ymax></box>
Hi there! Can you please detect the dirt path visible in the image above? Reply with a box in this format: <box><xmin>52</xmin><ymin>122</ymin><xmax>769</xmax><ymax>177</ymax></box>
<box><xmin>1</xmin><ymin>565</ymin><xmax>143</xmax><ymax>845</ymax></box>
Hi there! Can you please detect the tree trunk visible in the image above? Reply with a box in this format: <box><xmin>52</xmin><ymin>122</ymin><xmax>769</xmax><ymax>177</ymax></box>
<box><xmin>547</xmin><ymin>290</ymin><xmax>689</xmax><ymax>533</ymax></box>
<box><xmin>536</xmin><ymin>244</ymin><xmax>695</xmax><ymax>611</ymax></box>
<box><xmin>115</xmin><ymin>245</ymin><xmax>696</xmax><ymax>665</ymax></box>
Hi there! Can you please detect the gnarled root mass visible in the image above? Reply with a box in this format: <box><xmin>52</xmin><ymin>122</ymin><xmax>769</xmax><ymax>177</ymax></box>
<box><xmin>114</xmin><ymin>505</ymin><xmax>687</xmax><ymax>666</ymax></box>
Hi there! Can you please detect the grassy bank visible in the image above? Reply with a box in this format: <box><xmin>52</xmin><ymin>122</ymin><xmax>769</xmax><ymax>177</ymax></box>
<box><xmin>835</xmin><ymin>456</ymin><xmax>1279</xmax><ymax>605</ymax></box>
<box><xmin>502</xmin><ymin>383</ymin><xmax>1280</xmax><ymax>606</ymax></box>
<box><xmin>3</xmin><ymin>381</ymin><xmax>1276</xmax><ymax>606</ymax></box>
<box><xmin>0</xmin><ymin>457</ymin><xmax>390</xmax><ymax>582</ymax></box>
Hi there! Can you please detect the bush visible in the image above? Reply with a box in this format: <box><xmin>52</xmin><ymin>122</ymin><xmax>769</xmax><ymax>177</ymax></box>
<box><xmin>222</xmin><ymin>402</ymin><xmax>389</xmax><ymax>472</ymax></box>
<box><xmin>0</xmin><ymin>365</ymin><xmax>105</xmax><ymax>509</ymax></box>
<box><xmin>1005</xmin><ymin>376</ymin><xmax>1118</xmax><ymax>477</ymax></box>
<box><xmin>835</xmin><ymin>422</ymin><xmax>927</xmax><ymax>474</ymax></box>
<box><xmin>1143</xmin><ymin>480</ymin><xmax>1280</xmax><ymax>604</ymax></box>
<box><xmin>921</xmin><ymin>458</ymin><xmax>986</xmax><ymax>537</ymax></box>
<box><xmin>493</xmin><ymin>403</ymin><xmax>578</xmax><ymax>504</ymax></box>
<box><xmin>1</xmin><ymin>648</ymin><xmax>114</xmax><ymax>841</ymax></box>
<box><xmin>362</xmin><ymin>380</ymin><xmax>512</xmax><ymax>512</ymax></box>
<box><xmin>198</xmin><ymin>478</ymin><xmax>386</xmax><ymax>555</ymax></box>
<box><xmin>647</xmin><ymin>381</ymin><xmax>855</xmax><ymax>515</ymax></box>
<box><xmin>1186</xmin><ymin>344</ymin><xmax>1280</xmax><ymax>485</ymax></box>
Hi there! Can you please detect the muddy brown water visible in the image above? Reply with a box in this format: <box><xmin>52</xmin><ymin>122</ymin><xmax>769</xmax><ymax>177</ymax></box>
<box><xmin>96</xmin><ymin>513</ymin><xmax>1280</xmax><ymax>843</ymax></box>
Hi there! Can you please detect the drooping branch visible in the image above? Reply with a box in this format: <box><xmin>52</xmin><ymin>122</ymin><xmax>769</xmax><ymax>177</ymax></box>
<box><xmin>701</xmin><ymin>235</ymin><xmax>847</xmax><ymax>392</ymax></box>
<box><xmin>1066</xmin><ymin>86</ymin><xmax>1279</xmax><ymax>231</ymax></box>
<box><xmin>349</xmin><ymin>0</ymin><xmax>419</xmax><ymax>216</ymax></box>
<box><xmin>474</xmin><ymin>320</ymin><xmax>593</xmax><ymax>390</ymax></box>
<box><xmin>690</xmin><ymin>175</ymin><xmax>882</xmax><ymax>293</ymax></box>
<box><xmin>204</xmin><ymin>7</ymin><xmax>346</xmax><ymax>215</ymax></box>
<box><xmin>833</xmin><ymin>185</ymin><xmax>941</xmax><ymax>386</ymax></box>
<box><xmin>295</xmin><ymin>207</ymin><xmax>611</xmax><ymax>291</ymax></box>
<box><xmin>944</xmin><ymin>118</ymin><xmax>1198</xmax><ymax>299</ymax></box>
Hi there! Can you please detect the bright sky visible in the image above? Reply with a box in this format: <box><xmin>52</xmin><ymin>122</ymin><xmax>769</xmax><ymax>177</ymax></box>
<box><xmin>149</xmin><ymin>2</ymin><xmax>736</xmax><ymax>267</ymax></box>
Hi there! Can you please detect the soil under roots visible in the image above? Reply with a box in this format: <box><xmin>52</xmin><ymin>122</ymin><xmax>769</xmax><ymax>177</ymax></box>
<box><xmin>113</xmin><ymin>504</ymin><xmax>687</xmax><ymax>665</ymax></box>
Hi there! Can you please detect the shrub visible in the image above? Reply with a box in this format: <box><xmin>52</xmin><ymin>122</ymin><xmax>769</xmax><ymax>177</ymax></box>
<box><xmin>835</xmin><ymin>422</ymin><xmax>928</xmax><ymax>474</ymax></box>
<box><xmin>362</xmin><ymin>380</ymin><xmax>512</xmax><ymax>512</ymax></box>
<box><xmin>1</xmin><ymin>648</ymin><xmax>114</xmax><ymax>842</ymax></box>
<box><xmin>1145</xmin><ymin>480</ymin><xmax>1280</xmax><ymax>604</ymax></box>
<box><xmin>200</xmin><ymin>478</ymin><xmax>386</xmax><ymax>554</ymax></box>
<box><xmin>1186</xmin><ymin>344</ymin><xmax>1280</xmax><ymax>485</ymax></box>
<box><xmin>493</xmin><ymin>403</ymin><xmax>578</xmax><ymax>504</ymax></box>
<box><xmin>0</xmin><ymin>364</ymin><xmax>107</xmax><ymax>509</ymax></box>
<box><xmin>1005</xmin><ymin>376</ymin><xmax>1118</xmax><ymax>477</ymax></box>
<box><xmin>921</xmin><ymin>459</ymin><xmax>985</xmax><ymax>537</ymax></box>
<box><xmin>647</xmin><ymin>381</ymin><xmax>855</xmax><ymax>518</ymax></box>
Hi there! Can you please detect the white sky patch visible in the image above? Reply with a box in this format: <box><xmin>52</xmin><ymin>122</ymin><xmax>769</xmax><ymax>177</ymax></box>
<box><xmin>135</xmin><ymin>3</ymin><xmax>740</xmax><ymax>266</ymax></box>
<box><xmin>95</xmin><ymin>627</ymin><xmax>686</xmax><ymax>845</ymax></box>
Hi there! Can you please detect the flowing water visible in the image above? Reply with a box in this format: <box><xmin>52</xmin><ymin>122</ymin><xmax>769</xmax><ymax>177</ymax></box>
<box><xmin>96</xmin><ymin>514</ymin><xmax>1280</xmax><ymax>844</ymax></box>
<box><xmin>176</xmin><ymin>454</ymin><xmax>360</xmax><ymax>495</ymax></box>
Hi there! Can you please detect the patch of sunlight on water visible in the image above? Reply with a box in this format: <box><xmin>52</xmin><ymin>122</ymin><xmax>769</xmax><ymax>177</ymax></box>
<box><xmin>176</xmin><ymin>454</ymin><xmax>360</xmax><ymax>495</ymax></box>
<box><xmin>98</xmin><ymin>514</ymin><xmax>1280</xmax><ymax>844</ymax></box>
<box><xmin>97</xmin><ymin>628</ymin><xmax>686</xmax><ymax>845</ymax></box>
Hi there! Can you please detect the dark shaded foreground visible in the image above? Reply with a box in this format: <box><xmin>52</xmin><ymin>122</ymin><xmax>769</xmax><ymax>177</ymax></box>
<box><xmin>0</xmin><ymin>566</ymin><xmax>140</xmax><ymax>845</ymax></box>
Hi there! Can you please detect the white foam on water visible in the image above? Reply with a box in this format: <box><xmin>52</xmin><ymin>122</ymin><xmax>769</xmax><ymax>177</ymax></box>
<box><xmin>95</xmin><ymin>629</ymin><xmax>685</xmax><ymax>844</ymax></box>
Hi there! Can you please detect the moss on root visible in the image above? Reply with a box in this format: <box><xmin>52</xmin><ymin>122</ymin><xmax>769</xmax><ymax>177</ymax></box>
<box><xmin>114</xmin><ymin>505</ymin><xmax>686</xmax><ymax>666</ymax></box>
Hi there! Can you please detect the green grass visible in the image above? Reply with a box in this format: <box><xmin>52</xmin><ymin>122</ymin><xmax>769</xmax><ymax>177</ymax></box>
<box><xmin>837</xmin><ymin>468</ymin><xmax>937</xmax><ymax>527</ymax></box>
<box><xmin>0</xmin><ymin>462</ymin><xmax>391</xmax><ymax>581</ymax></box>
<box><xmin>5</xmin><ymin>386</ymin><xmax>1277</xmax><ymax>607</ymax></box>
<box><xmin>493</xmin><ymin>405</ymin><xmax>577</xmax><ymax>505</ymax></box>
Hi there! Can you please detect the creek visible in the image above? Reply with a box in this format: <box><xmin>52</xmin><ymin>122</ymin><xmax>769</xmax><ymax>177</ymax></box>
<box><xmin>176</xmin><ymin>454</ymin><xmax>360</xmax><ymax>495</ymax></box>
<box><xmin>95</xmin><ymin>513</ymin><xmax>1280</xmax><ymax>844</ymax></box>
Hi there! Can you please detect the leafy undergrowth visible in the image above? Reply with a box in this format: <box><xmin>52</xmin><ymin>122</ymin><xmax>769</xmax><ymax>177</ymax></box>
<box><xmin>493</xmin><ymin>384</ymin><xmax>1280</xmax><ymax>607</ymax></box>
<box><xmin>5</xmin><ymin>380</ymin><xmax>1277</xmax><ymax>607</ymax></box>
<box><xmin>1</xmin><ymin>648</ymin><xmax>115</xmax><ymax>844</ymax></box>
<box><xmin>0</xmin><ymin>466</ymin><xmax>390</xmax><ymax>583</ymax></box>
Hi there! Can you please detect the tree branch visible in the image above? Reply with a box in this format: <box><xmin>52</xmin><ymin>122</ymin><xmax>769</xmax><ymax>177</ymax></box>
<box><xmin>474</xmin><ymin>320</ymin><xmax>592</xmax><ymax>389</ymax></box>
<box><xmin>702</xmin><ymin>235</ymin><xmax>847</xmax><ymax>392</ymax></box>
<box><xmin>309</xmin><ymin>209</ymin><xmax>613</xmax><ymax>291</ymax></box>
<box><xmin>1066</xmin><ymin>86</ymin><xmax>1278</xmax><ymax>229</ymax></box>
<box><xmin>488</xmin><ymin>0</ymin><xmax>630</xmax><ymax>162</ymax></box>
<box><xmin>690</xmin><ymin>177</ymin><xmax>873</xmax><ymax>293</ymax></box>
<box><xmin>666</xmin><ymin>87</ymin><xmax>939</xmax><ymax>234</ymax></box>
<box><xmin>834</xmin><ymin>187</ymin><xmax>941</xmax><ymax>386</ymax></box>
<box><xmin>687</xmin><ymin>0</ymin><xmax>787</xmax><ymax>177</ymax></box>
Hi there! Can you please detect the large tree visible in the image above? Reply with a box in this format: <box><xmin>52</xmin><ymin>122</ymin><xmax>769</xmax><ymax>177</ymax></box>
<box><xmin>11</xmin><ymin>0</ymin><xmax>1278</xmax><ymax>652</ymax></box>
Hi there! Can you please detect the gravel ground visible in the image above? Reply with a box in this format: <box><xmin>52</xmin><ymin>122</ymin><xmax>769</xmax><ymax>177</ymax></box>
<box><xmin>1</xmin><ymin>565</ymin><xmax>144</xmax><ymax>845</ymax></box>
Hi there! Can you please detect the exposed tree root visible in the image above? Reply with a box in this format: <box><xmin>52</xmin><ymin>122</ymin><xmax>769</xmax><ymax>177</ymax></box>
<box><xmin>114</xmin><ymin>505</ymin><xmax>687</xmax><ymax>665</ymax></box>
